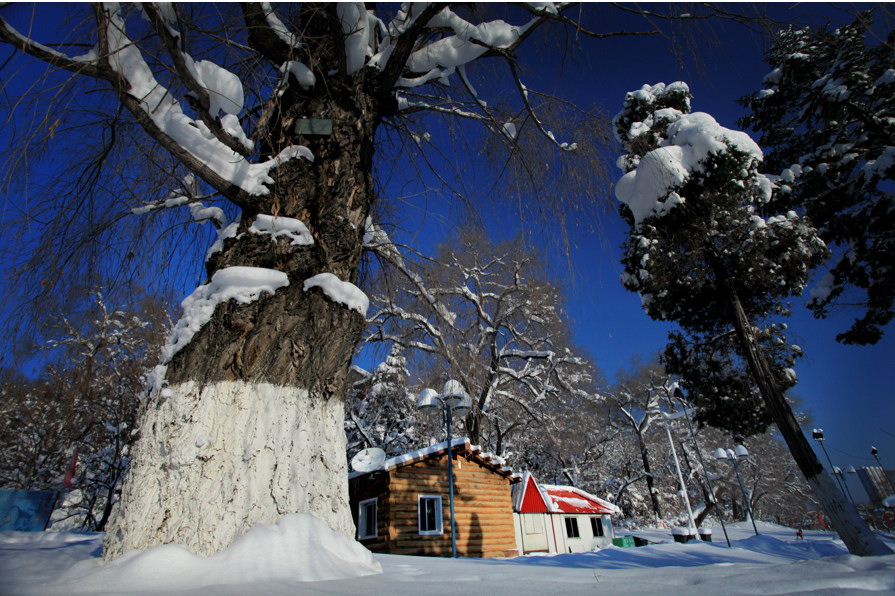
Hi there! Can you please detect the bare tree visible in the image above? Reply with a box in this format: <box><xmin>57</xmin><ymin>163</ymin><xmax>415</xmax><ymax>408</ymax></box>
<box><xmin>367</xmin><ymin>227</ymin><xmax>597</xmax><ymax>455</ymax></box>
<box><xmin>608</xmin><ymin>363</ymin><xmax>670</xmax><ymax>521</ymax></box>
<box><xmin>0</xmin><ymin>290</ymin><xmax>166</xmax><ymax>530</ymax></box>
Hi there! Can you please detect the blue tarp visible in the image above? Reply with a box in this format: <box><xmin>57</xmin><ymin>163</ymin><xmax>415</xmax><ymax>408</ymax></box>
<box><xmin>0</xmin><ymin>489</ymin><xmax>58</xmax><ymax>531</ymax></box>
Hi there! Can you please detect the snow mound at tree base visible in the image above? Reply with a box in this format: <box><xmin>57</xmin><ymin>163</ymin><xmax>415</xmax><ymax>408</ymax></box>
<box><xmin>55</xmin><ymin>514</ymin><xmax>381</xmax><ymax>592</ymax></box>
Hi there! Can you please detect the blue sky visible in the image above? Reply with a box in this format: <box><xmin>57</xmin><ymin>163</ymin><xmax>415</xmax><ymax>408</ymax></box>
<box><xmin>377</xmin><ymin>4</ymin><xmax>894</xmax><ymax>500</ymax></box>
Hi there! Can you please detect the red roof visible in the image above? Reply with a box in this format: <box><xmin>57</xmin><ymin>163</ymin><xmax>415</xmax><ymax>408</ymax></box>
<box><xmin>516</xmin><ymin>474</ymin><xmax>550</xmax><ymax>513</ymax></box>
<box><xmin>541</xmin><ymin>485</ymin><xmax>619</xmax><ymax>515</ymax></box>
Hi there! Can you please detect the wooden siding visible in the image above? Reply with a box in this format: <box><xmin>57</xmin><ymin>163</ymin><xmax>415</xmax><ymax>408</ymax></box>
<box><xmin>348</xmin><ymin>471</ymin><xmax>391</xmax><ymax>552</ymax></box>
<box><xmin>351</xmin><ymin>451</ymin><xmax>518</xmax><ymax>558</ymax></box>
<box><xmin>388</xmin><ymin>453</ymin><xmax>517</xmax><ymax>558</ymax></box>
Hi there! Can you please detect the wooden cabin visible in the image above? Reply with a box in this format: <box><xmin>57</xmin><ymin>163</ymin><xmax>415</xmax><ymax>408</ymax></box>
<box><xmin>512</xmin><ymin>472</ymin><xmax>621</xmax><ymax>554</ymax></box>
<box><xmin>348</xmin><ymin>438</ymin><xmax>520</xmax><ymax>558</ymax></box>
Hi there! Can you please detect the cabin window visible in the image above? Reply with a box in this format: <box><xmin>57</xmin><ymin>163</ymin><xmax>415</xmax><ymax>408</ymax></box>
<box><xmin>358</xmin><ymin>498</ymin><xmax>377</xmax><ymax>539</ymax></box>
<box><xmin>564</xmin><ymin>517</ymin><xmax>580</xmax><ymax>538</ymax></box>
<box><xmin>418</xmin><ymin>495</ymin><xmax>443</xmax><ymax>535</ymax></box>
<box><xmin>590</xmin><ymin>517</ymin><xmax>604</xmax><ymax>537</ymax></box>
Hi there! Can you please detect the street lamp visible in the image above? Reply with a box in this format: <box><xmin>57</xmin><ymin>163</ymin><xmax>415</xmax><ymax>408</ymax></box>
<box><xmin>832</xmin><ymin>466</ymin><xmax>858</xmax><ymax>507</ymax></box>
<box><xmin>662</xmin><ymin>410</ymin><xmax>697</xmax><ymax>538</ymax></box>
<box><xmin>714</xmin><ymin>445</ymin><xmax>759</xmax><ymax>536</ymax></box>
<box><xmin>673</xmin><ymin>386</ymin><xmax>732</xmax><ymax>548</ymax></box>
<box><xmin>813</xmin><ymin>429</ymin><xmax>849</xmax><ymax>497</ymax></box>
<box><xmin>417</xmin><ymin>380</ymin><xmax>472</xmax><ymax>558</ymax></box>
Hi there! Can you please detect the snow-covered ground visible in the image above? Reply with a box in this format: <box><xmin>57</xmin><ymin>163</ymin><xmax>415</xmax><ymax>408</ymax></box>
<box><xmin>2</xmin><ymin>517</ymin><xmax>893</xmax><ymax>595</ymax></box>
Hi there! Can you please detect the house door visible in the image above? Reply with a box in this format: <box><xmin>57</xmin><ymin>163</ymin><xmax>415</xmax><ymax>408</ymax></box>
<box><xmin>520</xmin><ymin>514</ymin><xmax>549</xmax><ymax>553</ymax></box>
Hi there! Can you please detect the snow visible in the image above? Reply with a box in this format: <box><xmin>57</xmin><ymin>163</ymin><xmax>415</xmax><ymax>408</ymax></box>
<box><xmin>303</xmin><ymin>273</ymin><xmax>369</xmax><ymax>316</ymax></box>
<box><xmin>616</xmin><ymin>112</ymin><xmax>765</xmax><ymax>224</ymax></box>
<box><xmin>249</xmin><ymin>214</ymin><xmax>314</xmax><ymax>246</ymax></box>
<box><xmin>2</xmin><ymin>522</ymin><xmax>893</xmax><ymax>594</ymax></box>
<box><xmin>337</xmin><ymin>3</ymin><xmax>371</xmax><ymax>75</ymax></box>
<box><xmin>101</xmin><ymin>5</ymin><xmax>311</xmax><ymax>196</ymax></box>
<box><xmin>349</xmin><ymin>437</ymin><xmax>517</xmax><ymax>480</ymax></box>
<box><xmin>188</xmin><ymin>58</ymin><xmax>244</xmax><ymax>116</ymax></box>
<box><xmin>540</xmin><ymin>484</ymin><xmax>622</xmax><ymax>515</ymax></box>
<box><xmin>284</xmin><ymin>61</ymin><xmax>316</xmax><ymax>90</ymax></box>
<box><xmin>875</xmin><ymin>69</ymin><xmax>895</xmax><ymax>86</ymax></box>
<box><xmin>189</xmin><ymin>202</ymin><xmax>225</xmax><ymax>225</ymax></box>
<box><xmin>405</xmin><ymin>10</ymin><xmax>533</xmax><ymax>75</ymax></box>
<box><xmin>260</xmin><ymin>3</ymin><xmax>299</xmax><ymax>48</ymax></box>
<box><xmin>161</xmin><ymin>267</ymin><xmax>289</xmax><ymax>363</ymax></box>
<box><xmin>205</xmin><ymin>220</ymin><xmax>239</xmax><ymax>261</ymax></box>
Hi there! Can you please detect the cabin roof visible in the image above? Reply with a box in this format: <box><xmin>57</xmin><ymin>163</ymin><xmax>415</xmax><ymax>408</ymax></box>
<box><xmin>349</xmin><ymin>437</ymin><xmax>520</xmax><ymax>481</ymax></box>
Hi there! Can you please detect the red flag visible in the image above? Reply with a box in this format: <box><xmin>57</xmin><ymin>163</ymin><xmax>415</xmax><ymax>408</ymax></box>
<box><xmin>62</xmin><ymin>448</ymin><xmax>79</xmax><ymax>490</ymax></box>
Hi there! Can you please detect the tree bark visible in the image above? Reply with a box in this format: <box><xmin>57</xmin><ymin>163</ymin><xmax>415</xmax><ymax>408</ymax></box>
<box><xmin>638</xmin><ymin>438</ymin><xmax>663</xmax><ymax>520</ymax></box>
<box><xmin>723</xmin><ymin>278</ymin><xmax>891</xmax><ymax>556</ymax></box>
<box><xmin>104</xmin><ymin>5</ymin><xmax>382</xmax><ymax>559</ymax></box>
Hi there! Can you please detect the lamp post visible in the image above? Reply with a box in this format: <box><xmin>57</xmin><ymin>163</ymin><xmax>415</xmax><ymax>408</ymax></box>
<box><xmin>832</xmin><ymin>466</ymin><xmax>858</xmax><ymax>507</ymax></box>
<box><xmin>417</xmin><ymin>380</ymin><xmax>472</xmax><ymax>559</ymax></box>
<box><xmin>661</xmin><ymin>410</ymin><xmax>697</xmax><ymax>537</ymax></box>
<box><xmin>673</xmin><ymin>392</ymin><xmax>732</xmax><ymax>548</ymax></box>
<box><xmin>812</xmin><ymin>429</ymin><xmax>849</xmax><ymax>497</ymax></box>
<box><xmin>714</xmin><ymin>445</ymin><xmax>759</xmax><ymax>536</ymax></box>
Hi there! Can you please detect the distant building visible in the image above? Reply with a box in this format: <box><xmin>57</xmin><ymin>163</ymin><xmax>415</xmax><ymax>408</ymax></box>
<box><xmin>856</xmin><ymin>466</ymin><xmax>895</xmax><ymax>507</ymax></box>
<box><xmin>511</xmin><ymin>472</ymin><xmax>621</xmax><ymax>554</ymax></box>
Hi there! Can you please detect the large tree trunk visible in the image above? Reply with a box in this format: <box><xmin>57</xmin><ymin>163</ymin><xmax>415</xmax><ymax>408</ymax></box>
<box><xmin>104</xmin><ymin>11</ymin><xmax>381</xmax><ymax>557</ymax></box>
<box><xmin>724</xmin><ymin>280</ymin><xmax>891</xmax><ymax>556</ymax></box>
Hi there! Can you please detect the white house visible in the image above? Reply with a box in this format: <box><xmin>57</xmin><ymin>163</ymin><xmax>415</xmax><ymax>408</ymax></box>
<box><xmin>511</xmin><ymin>472</ymin><xmax>621</xmax><ymax>554</ymax></box>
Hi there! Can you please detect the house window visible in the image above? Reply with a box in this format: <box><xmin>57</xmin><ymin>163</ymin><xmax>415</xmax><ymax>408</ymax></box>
<box><xmin>418</xmin><ymin>495</ymin><xmax>443</xmax><ymax>535</ymax></box>
<box><xmin>357</xmin><ymin>498</ymin><xmax>377</xmax><ymax>539</ymax></box>
<box><xmin>564</xmin><ymin>517</ymin><xmax>580</xmax><ymax>538</ymax></box>
<box><xmin>590</xmin><ymin>517</ymin><xmax>604</xmax><ymax>537</ymax></box>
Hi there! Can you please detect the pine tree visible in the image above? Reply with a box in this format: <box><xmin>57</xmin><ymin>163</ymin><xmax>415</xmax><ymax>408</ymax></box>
<box><xmin>614</xmin><ymin>82</ymin><xmax>890</xmax><ymax>556</ymax></box>
<box><xmin>740</xmin><ymin>13</ymin><xmax>895</xmax><ymax>344</ymax></box>
<box><xmin>345</xmin><ymin>344</ymin><xmax>420</xmax><ymax>458</ymax></box>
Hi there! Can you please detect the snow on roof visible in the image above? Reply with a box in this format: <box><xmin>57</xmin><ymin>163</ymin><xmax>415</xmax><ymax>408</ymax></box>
<box><xmin>539</xmin><ymin>484</ymin><xmax>622</xmax><ymax>516</ymax></box>
<box><xmin>348</xmin><ymin>437</ymin><xmax>519</xmax><ymax>480</ymax></box>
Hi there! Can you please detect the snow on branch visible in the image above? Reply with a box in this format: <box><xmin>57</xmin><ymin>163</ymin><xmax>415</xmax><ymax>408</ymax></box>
<box><xmin>140</xmin><ymin>3</ymin><xmax>254</xmax><ymax>157</ymax></box>
<box><xmin>260</xmin><ymin>2</ymin><xmax>300</xmax><ymax>49</ymax></box>
<box><xmin>161</xmin><ymin>266</ymin><xmax>289</xmax><ymax>364</ymax></box>
<box><xmin>509</xmin><ymin>62</ymin><xmax>578</xmax><ymax>152</ymax></box>
<box><xmin>19</xmin><ymin>4</ymin><xmax>308</xmax><ymax>207</ymax></box>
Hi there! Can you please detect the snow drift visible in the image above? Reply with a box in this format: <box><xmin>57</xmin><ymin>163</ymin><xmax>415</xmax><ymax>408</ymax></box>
<box><xmin>39</xmin><ymin>514</ymin><xmax>379</xmax><ymax>594</ymax></box>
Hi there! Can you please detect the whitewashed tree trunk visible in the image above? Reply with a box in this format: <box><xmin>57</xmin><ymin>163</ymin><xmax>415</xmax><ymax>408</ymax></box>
<box><xmin>808</xmin><ymin>472</ymin><xmax>892</xmax><ymax>556</ymax></box>
<box><xmin>103</xmin><ymin>381</ymin><xmax>352</xmax><ymax>558</ymax></box>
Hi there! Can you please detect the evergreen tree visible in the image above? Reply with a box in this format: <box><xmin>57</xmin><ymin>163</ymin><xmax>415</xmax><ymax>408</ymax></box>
<box><xmin>345</xmin><ymin>344</ymin><xmax>420</xmax><ymax>458</ymax></box>
<box><xmin>740</xmin><ymin>14</ymin><xmax>895</xmax><ymax>344</ymax></box>
<box><xmin>613</xmin><ymin>81</ymin><xmax>889</xmax><ymax>556</ymax></box>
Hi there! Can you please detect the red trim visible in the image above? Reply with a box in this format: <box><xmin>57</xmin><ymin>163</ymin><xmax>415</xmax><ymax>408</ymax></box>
<box><xmin>519</xmin><ymin>475</ymin><xmax>550</xmax><ymax>513</ymax></box>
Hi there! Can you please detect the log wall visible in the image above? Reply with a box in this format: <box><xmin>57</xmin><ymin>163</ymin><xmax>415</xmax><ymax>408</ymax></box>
<box><xmin>386</xmin><ymin>453</ymin><xmax>517</xmax><ymax>558</ymax></box>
